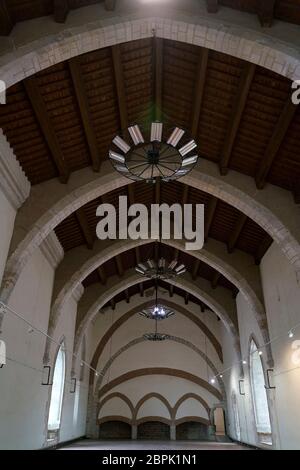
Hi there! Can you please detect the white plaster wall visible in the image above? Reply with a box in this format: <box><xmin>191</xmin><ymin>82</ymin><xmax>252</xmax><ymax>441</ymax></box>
<box><xmin>259</xmin><ymin>243</ymin><xmax>300</xmax><ymax>450</ymax></box>
<box><xmin>56</xmin><ymin>296</ymin><xmax>89</xmax><ymax>444</ymax></box>
<box><xmin>0</xmin><ymin>248</ymin><xmax>54</xmax><ymax>449</ymax></box>
<box><xmin>0</xmin><ymin>189</ymin><xmax>16</xmax><ymax>284</ymax></box>
<box><xmin>175</xmin><ymin>398</ymin><xmax>208</xmax><ymax>421</ymax></box>
<box><xmin>0</xmin><ymin>243</ymin><xmax>88</xmax><ymax>449</ymax></box>
<box><xmin>224</xmin><ymin>243</ymin><xmax>300</xmax><ymax>450</ymax></box>
<box><xmin>98</xmin><ymin>397</ymin><xmax>132</xmax><ymax>420</ymax></box>
<box><xmin>136</xmin><ymin>398</ymin><xmax>170</xmax><ymax>420</ymax></box>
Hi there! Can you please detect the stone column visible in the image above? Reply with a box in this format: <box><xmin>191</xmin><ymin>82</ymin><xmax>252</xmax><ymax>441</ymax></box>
<box><xmin>86</xmin><ymin>387</ymin><xmax>99</xmax><ymax>438</ymax></box>
<box><xmin>131</xmin><ymin>424</ymin><xmax>137</xmax><ymax>440</ymax></box>
<box><xmin>170</xmin><ymin>424</ymin><xmax>176</xmax><ymax>441</ymax></box>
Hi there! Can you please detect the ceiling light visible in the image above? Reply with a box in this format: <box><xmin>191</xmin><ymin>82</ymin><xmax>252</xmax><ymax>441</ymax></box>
<box><xmin>151</xmin><ymin>122</ymin><xmax>163</xmax><ymax>142</ymax></box>
<box><xmin>109</xmin><ymin>123</ymin><xmax>198</xmax><ymax>183</ymax></box>
<box><xmin>179</xmin><ymin>140</ymin><xmax>197</xmax><ymax>157</ymax></box>
<box><xmin>112</xmin><ymin>135</ymin><xmax>131</xmax><ymax>153</ymax></box>
<box><xmin>167</xmin><ymin>127</ymin><xmax>185</xmax><ymax>147</ymax></box>
<box><xmin>242</xmin><ymin>360</ymin><xmax>247</xmax><ymax>365</ymax></box>
<box><xmin>210</xmin><ymin>378</ymin><xmax>216</xmax><ymax>384</ymax></box>
<box><xmin>135</xmin><ymin>258</ymin><xmax>186</xmax><ymax>280</ymax></box>
<box><xmin>109</xmin><ymin>150</ymin><xmax>125</xmax><ymax>164</ymax></box>
<box><xmin>258</xmin><ymin>350</ymin><xmax>263</xmax><ymax>356</ymax></box>
<box><xmin>289</xmin><ymin>331</ymin><xmax>294</xmax><ymax>338</ymax></box>
<box><xmin>128</xmin><ymin>125</ymin><xmax>144</xmax><ymax>145</ymax></box>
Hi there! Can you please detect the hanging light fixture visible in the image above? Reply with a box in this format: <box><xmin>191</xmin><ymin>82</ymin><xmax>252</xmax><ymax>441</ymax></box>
<box><xmin>135</xmin><ymin>258</ymin><xmax>186</xmax><ymax>279</ymax></box>
<box><xmin>109</xmin><ymin>122</ymin><xmax>199</xmax><ymax>183</ymax></box>
<box><xmin>142</xmin><ymin>272</ymin><xmax>174</xmax><ymax>340</ymax></box>
<box><xmin>140</xmin><ymin>304</ymin><xmax>175</xmax><ymax>321</ymax></box>
<box><xmin>135</xmin><ymin>240</ymin><xmax>186</xmax><ymax>280</ymax></box>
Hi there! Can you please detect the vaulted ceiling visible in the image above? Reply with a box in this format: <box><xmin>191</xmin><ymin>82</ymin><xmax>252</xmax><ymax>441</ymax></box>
<box><xmin>0</xmin><ymin>0</ymin><xmax>299</xmax><ymax>36</ymax></box>
<box><xmin>0</xmin><ymin>36</ymin><xmax>299</xmax><ymax>306</ymax></box>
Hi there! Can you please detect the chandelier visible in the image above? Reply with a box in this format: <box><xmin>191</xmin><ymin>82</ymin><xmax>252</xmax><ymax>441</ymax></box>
<box><xmin>140</xmin><ymin>304</ymin><xmax>175</xmax><ymax>321</ymax></box>
<box><xmin>135</xmin><ymin>258</ymin><xmax>186</xmax><ymax>279</ymax></box>
<box><xmin>109</xmin><ymin>122</ymin><xmax>199</xmax><ymax>183</ymax></box>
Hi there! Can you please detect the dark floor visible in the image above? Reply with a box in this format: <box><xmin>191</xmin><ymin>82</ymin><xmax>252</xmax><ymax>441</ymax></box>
<box><xmin>60</xmin><ymin>439</ymin><xmax>250</xmax><ymax>450</ymax></box>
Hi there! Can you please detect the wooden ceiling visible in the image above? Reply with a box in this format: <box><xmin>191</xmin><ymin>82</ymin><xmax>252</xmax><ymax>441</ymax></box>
<box><xmin>0</xmin><ymin>36</ymin><xmax>299</xmax><ymax>301</ymax></box>
<box><xmin>0</xmin><ymin>0</ymin><xmax>299</xmax><ymax>36</ymax></box>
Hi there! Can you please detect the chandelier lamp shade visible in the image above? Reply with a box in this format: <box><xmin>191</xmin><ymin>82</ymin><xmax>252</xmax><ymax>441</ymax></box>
<box><xmin>109</xmin><ymin>122</ymin><xmax>199</xmax><ymax>182</ymax></box>
<box><xmin>135</xmin><ymin>258</ymin><xmax>186</xmax><ymax>279</ymax></box>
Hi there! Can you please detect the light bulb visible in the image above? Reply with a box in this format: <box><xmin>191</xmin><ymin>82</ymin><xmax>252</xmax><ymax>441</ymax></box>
<box><xmin>258</xmin><ymin>350</ymin><xmax>263</xmax><ymax>356</ymax></box>
<box><xmin>210</xmin><ymin>378</ymin><xmax>215</xmax><ymax>384</ymax></box>
<box><xmin>289</xmin><ymin>331</ymin><xmax>294</xmax><ymax>338</ymax></box>
<box><xmin>220</xmin><ymin>374</ymin><xmax>223</xmax><ymax>378</ymax></box>
<box><xmin>242</xmin><ymin>360</ymin><xmax>247</xmax><ymax>365</ymax></box>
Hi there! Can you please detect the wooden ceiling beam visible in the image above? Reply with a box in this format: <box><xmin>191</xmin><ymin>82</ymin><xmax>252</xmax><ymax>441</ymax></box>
<box><xmin>155</xmin><ymin>177</ymin><xmax>161</xmax><ymax>204</ymax></box>
<box><xmin>191</xmin><ymin>48</ymin><xmax>209</xmax><ymax>137</ymax></box>
<box><xmin>69</xmin><ymin>58</ymin><xmax>101</xmax><ymax>172</ymax></box>
<box><xmin>258</xmin><ymin>0</ymin><xmax>276</xmax><ymax>27</ymax></box>
<box><xmin>75</xmin><ymin>207</ymin><xmax>94</xmax><ymax>250</ymax></box>
<box><xmin>185</xmin><ymin>292</ymin><xmax>189</xmax><ymax>305</ymax></box>
<box><xmin>255</xmin><ymin>99</ymin><xmax>297</xmax><ymax>189</ymax></box>
<box><xmin>105</xmin><ymin>0</ymin><xmax>117</xmax><ymax>11</ymax></box>
<box><xmin>110</xmin><ymin>298</ymin><xmax>116</xmax><ymax>310</ymax></box>
<box><xmin>182</xmin><ymin>185</ymin><xmax>189</xmax><ymax>205</ymax></box>
<box><xmin>128</xmin><ymin>185</ymin><xmax>142</xmax><ymax>265</ymax></box>
<box><xmin>255</xmin><ymin>235</ymin><xmax>272</xmax><ymax>265</ymax></box>
<box><xmin>206</xmin><ymin>0</ymin><xmax>218</xmax><ymax>14</ymax></box>
<box><xmin>115</xmin><ymin>255</ymin><xmax>124</xmax><ymax>277</ymax></box>
<box><xmin>227</xmin><ymin>214</ymin><xmax>247</xmax><ymax>253</ymax></box>
<box><xmin>125</xmin><ymin>288</ymin><xmax>130</xmax><ymax>303</ymax></box>
<box><xmin>205</xmin><ymin>196</ymin><xmax>218</xmax><ymax>241</ymax></box>
<box><xmin>154</xmin><ymin>37</ymin><xmax>163</xmax><ymax>121</ymax></box>
<box><xmin>212</xmin><ymin>272</ymin><xmax>221</xmax><ymax>289</ymax></box>
<box><xmin>139</xmin><ymin>283</ymin><xmax>144</xmax><ymax>297</ymax></box>
<box><xmin>24</xmin><ymin>77</ymin><xmax>69</xmax><ymax>183</ymax></box>
<box><xmin>220</xmin><ymin>62</ymin><xmax>256</xmax><ymax>175</ymax></box>
<box><xmin>98</xmin><ymin>266</ymin><xmax>107</xmax><ymax>285</ymax></box>
<box><xmin>112</xmin><ymin>44</ymin><xmax>128</xmax><ymax>129</ymax></box>
<box><xmin>192</xmin><ymin>260</ymin><xmax>200</xmax><ymax>280</ymax></box>
<box><xmin>54</xmin><ymin>0</ymin><xmax>69</xmax><ymax>23</ymax></box>
<box><xmin>0</xmin><ymin>0</ymin><xmax>14</xmax><ymax>35</ymax></box>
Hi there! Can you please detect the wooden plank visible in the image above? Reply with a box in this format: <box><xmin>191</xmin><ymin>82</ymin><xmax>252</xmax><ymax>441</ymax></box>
<box><xmin>227</xmin><ymin>214</ymin><xmax>247</xmax><ymax>253</ymax></box>
<box><xmin>69</xmin><ymin>58</ymin><xmax>101</xmax><ymax>172</ymax></box>
<box><xmin>54</xmin><ymin>0</ymin><xmax>69</xmax><ymax>23</ymax></box>
<box><xmin>220</xmin><ymin>63</ymin><xmax>256</xmax><ymax>175</ymax></box>
<box><xmin>75</xmin><ymin>207</ymin><xmax>94</xmax><ymax>250</ymax></box>
<box><xmin>191</xmin><ymin>48</ymin><xmax>209</xmax><ymax>137</ymax></box>
<box><xmin>255</xmin><ymin>100</ymin><xmax>297</xmax><ymax>189</ymax></box>
<box><xmin>0</xmin><ymin>0</ymin><xmax>14</xmax><ymax>35</ymax></box>
<box><xmin>24</xmin><ymin>77</ymin><xmax>69</xmax><ymax>183</ymax></box>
